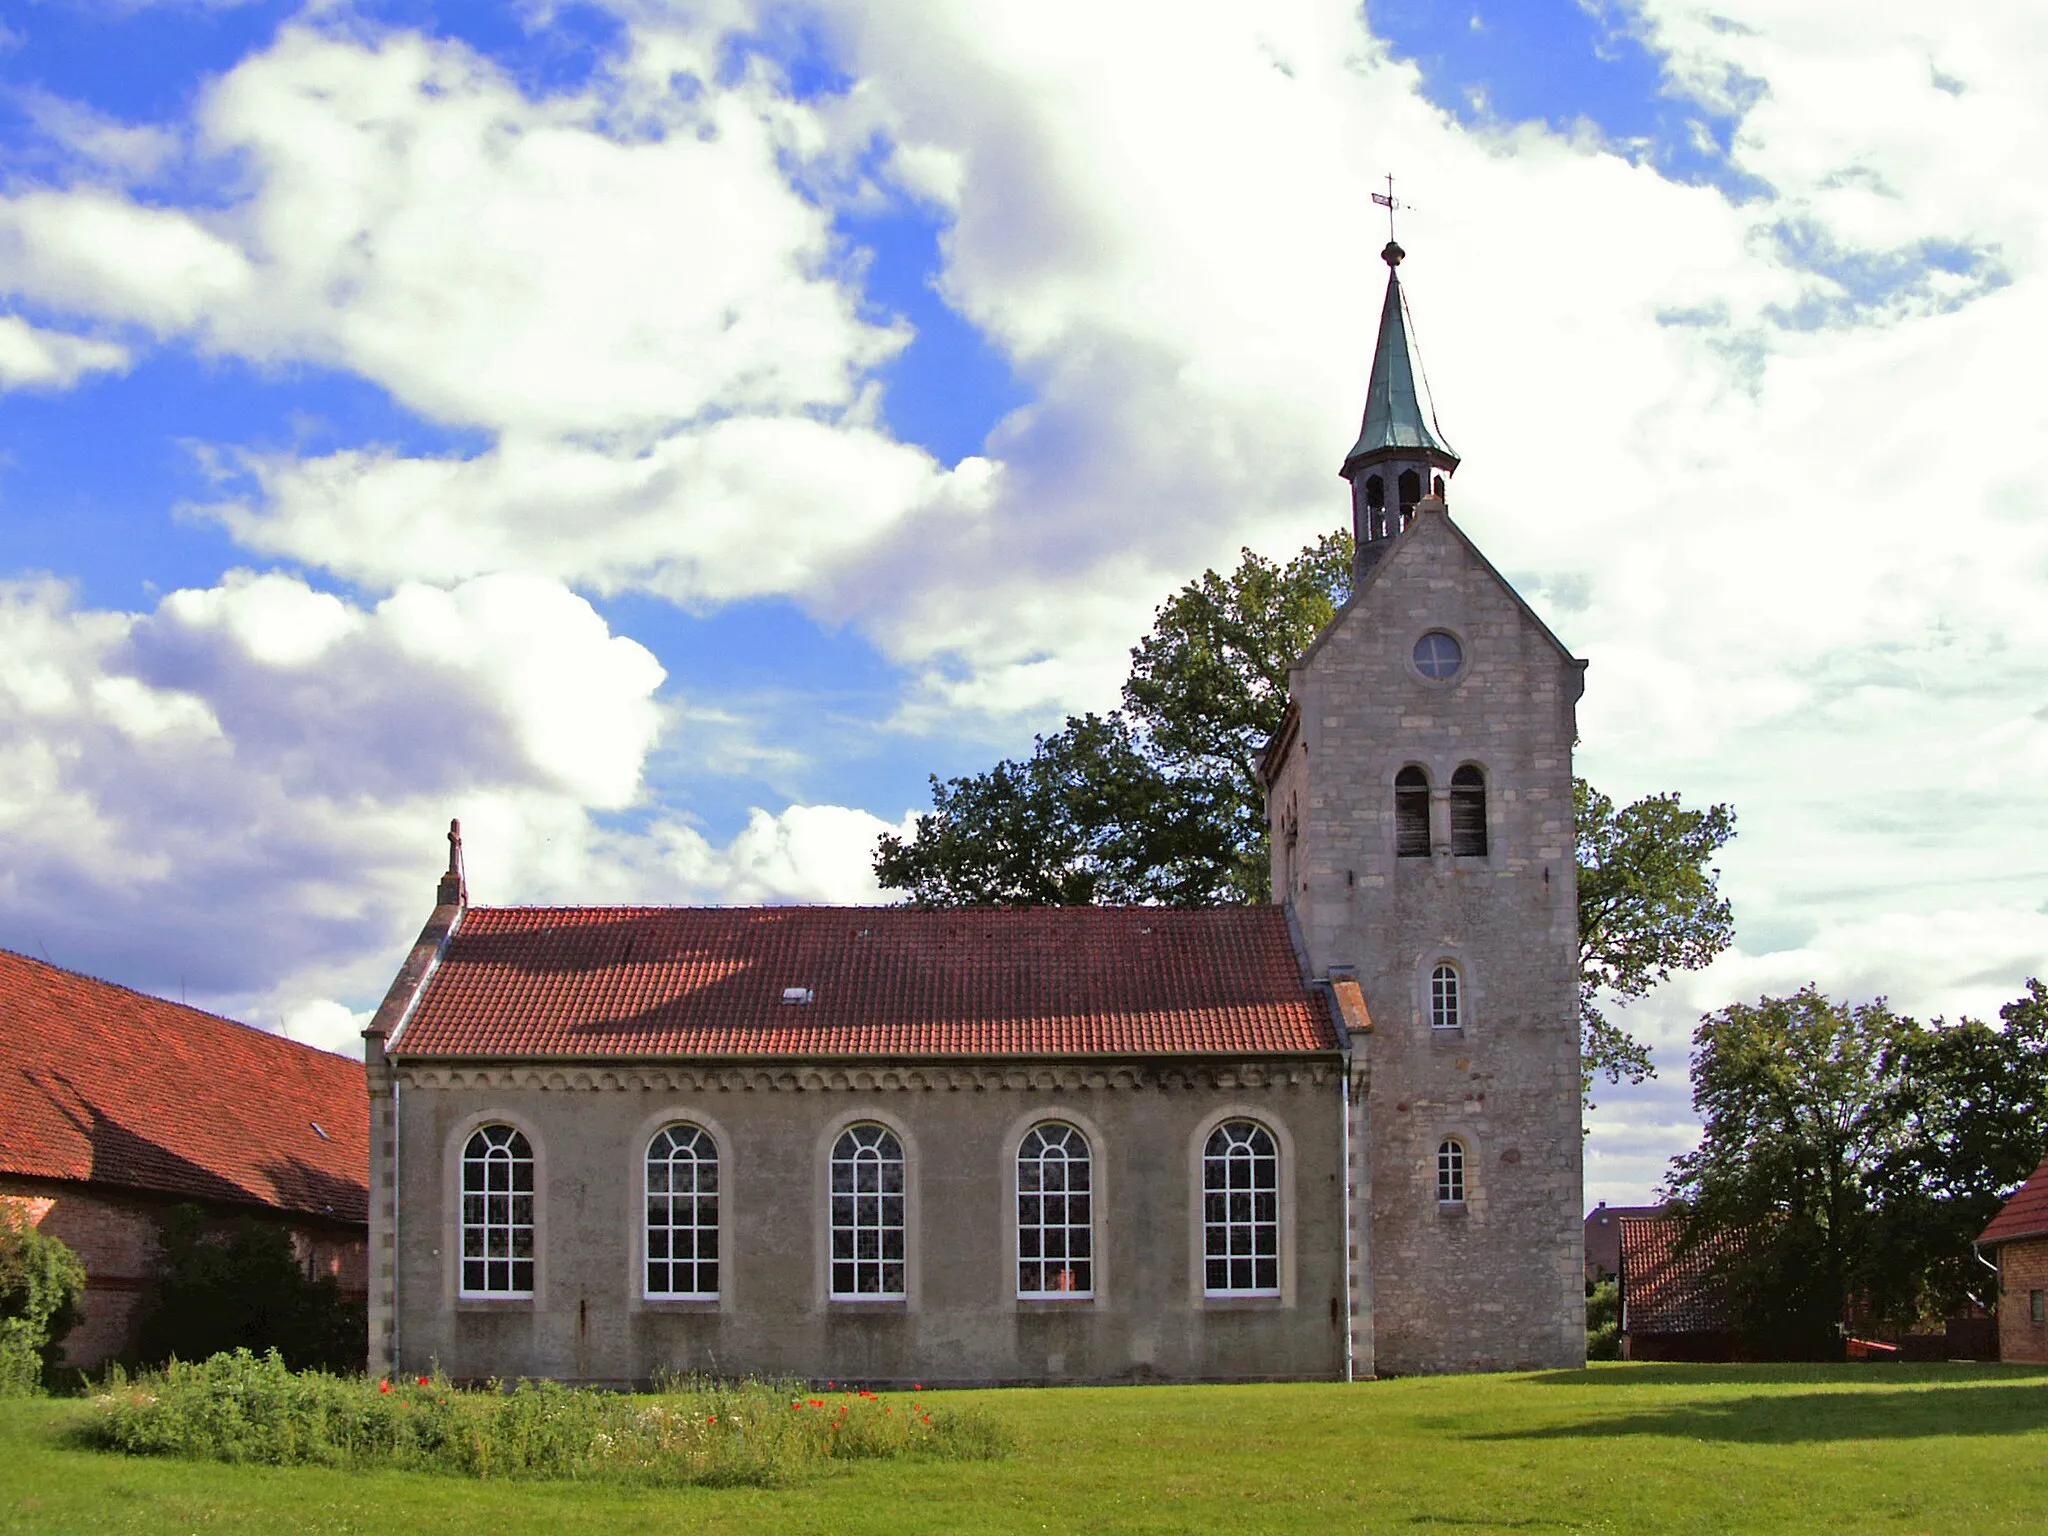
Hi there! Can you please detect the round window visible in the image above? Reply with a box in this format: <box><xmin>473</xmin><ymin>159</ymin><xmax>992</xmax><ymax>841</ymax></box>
<box><xmin>1413</xmin><ymin>631</ymin><xmax>1463</xmax><ymax>679</ymax></box>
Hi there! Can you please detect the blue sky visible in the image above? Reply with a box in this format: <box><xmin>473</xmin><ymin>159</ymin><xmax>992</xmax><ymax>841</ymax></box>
<box><xmin>2</xmin><ymin>1</ymin><xmax>2044</xmax><ymax>1205</ymax></box>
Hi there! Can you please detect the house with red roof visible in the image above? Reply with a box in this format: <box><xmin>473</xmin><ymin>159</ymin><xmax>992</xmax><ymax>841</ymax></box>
<box><xmin>1979</xmin><ymin>1155</ymin><xmax>2048</xmax><ymax>1362</ymax></box>
<box><xmin>1616</xmin><ymin>1211</ymin><xmax>1743</xmax><ymax>1361</ymax></box>
<box><xmin>0</xmin><ymin>947</ymin><xmax>367</xmax><ymax>1370</ymax></box>
<box><xmin>366</xmin><ymin>239</ymin><xmax>1590</xmax><ymax>1386</ymax></box>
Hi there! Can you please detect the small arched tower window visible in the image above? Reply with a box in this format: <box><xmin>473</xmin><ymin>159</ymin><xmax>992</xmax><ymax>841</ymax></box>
<box><xmin>1432</xmin><ymin>474</ymin><xmax>1446</xmax><ymax>497</ymax></box>
<box><xmin>1430</xmin><ymin>963</ymin><xmax>1461</xmax><ymax>1031</ymax></box>
<box><xmin>1450</xmin><ymin>764</ymin><xmax>1488</xmax><ymax>857</ymax></box>
<box><xmin>1395</xmin><ymin>767</ymin><xmax>1431</xmax><ymax>858</ymax></box>
<box><xmin>1437</xmin><ymin>1139</ymin><xmax>1466</xmax><ymax>1205</ymax></box>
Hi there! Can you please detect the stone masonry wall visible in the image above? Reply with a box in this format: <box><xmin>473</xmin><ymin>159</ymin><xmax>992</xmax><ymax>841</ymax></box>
<box><xmin>385</xmin><ymin>1058</ymin><xmax>1348</xmax><ymax>1387</ymax></box>
<box><xmin>1277</xmin><ymin>505</ymin><xmax>1586</xmax><ymax>1373</ymax></box>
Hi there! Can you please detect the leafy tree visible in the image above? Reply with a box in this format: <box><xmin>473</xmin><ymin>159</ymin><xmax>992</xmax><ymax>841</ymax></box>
<box><xmin>1585</xmin><ymin>1279</ymin><xmax>1621</xmax><ymax>1360</ymax></box>
<box><xmin>877</xmin><ymin>526</ymin><xmax>1736</xmax><ymax>1096</ymax></box>
<box><xmin>1664</xmin><ymin>982</ymin><xmax>2048</xmax><ymax>1352</ymax></box>
<box><xmin>1667</xmin><ymin>987</ymin><xmax>1905</xmax><ymax>1355</ymax></box>
<box><xmin>0</xmin><ymin>1207</ymin><xmax>86</xmax><ymax>1394</ymax></box>
<box><xmin>1576</xmin><ymin>783</ymin><xmax>1736</xmax><ymax>1097</ymax></box>
<box><xmin>1867</xmin><ymin>978</ymin><xmax>2048</xmax><ymax>1321</ymax></box>
<box><xmin>134</xmin><ymin>1206</ymin><xmax>365</xmax><ymax>1373</ymax></box>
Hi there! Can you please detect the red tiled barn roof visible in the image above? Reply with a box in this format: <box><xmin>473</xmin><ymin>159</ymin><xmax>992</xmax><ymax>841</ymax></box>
<box><xmin>1619</xmin><ymin>1213</ymin><xmax>1738</xmax><ymax>1336</ymax></box>
<box><xmin>0</xmin><ymin>947</ymin><xmax>367</xmax><ymax>1224</ymax></box>
<box><xmin>393</xmin><ymin>905</ymin><xmax>1336</xmax><ymax>1060</ymax></box>
<box><xmin>1980</xmin><ymin>1155</ymin><xmax>2048</xmax><ymax>1247</ymax></box>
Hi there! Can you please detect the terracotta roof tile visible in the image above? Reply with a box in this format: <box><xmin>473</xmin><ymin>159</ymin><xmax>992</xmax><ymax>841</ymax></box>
<box><xmin>0</xmin><ymin>948</ymin><xmax>366</xmax><ymax>1224</ymax></box>
<box><xmin>394</xmin><ymin>905</ymin><xmax>1336</xmax><ymax>1060</ymax></box>
<box><xmin>1619</xmin><ymin>1214</ymin><xmax>1738</xmax><ymax>1335</ymax></box>
<box><xmin>1980</xmin><ymin>1155</ymin><xmax>2048</xmax><ymax>1246</ymax></box>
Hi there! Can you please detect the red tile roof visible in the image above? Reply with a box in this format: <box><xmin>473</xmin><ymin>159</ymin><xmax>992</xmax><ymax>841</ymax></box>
<box><xmin>1619</xmin><ymin>1213</ymin><xmax>1738</xmax><ymax>1336</ymax></box>
<box><xmin>393</xmin><ymin>905</ymin><xmax>1335</xmax><ymax>1060</ymax></box>
<box><xmin>1980</xmin><ymin>1156</ymin><xmax>2048</xmax><ymax>1246</ymax></box>
<box><xmin>0</xmin><ymin>948</ymin><xmax>367</xmax><ymax>1224</ymax></box>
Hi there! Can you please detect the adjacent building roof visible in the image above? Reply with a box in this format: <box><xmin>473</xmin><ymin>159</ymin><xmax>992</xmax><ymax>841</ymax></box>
<box><xmin>1585</xmin><ymin>1201</ymin><xmax>1667</xmax><ymax>1281</ymax></box>
<box><xmin>391</xmin><ymin>905</ymin><xmax>1337</xmax><ymax>1061</ymax></box>
<box><xmin>1342</xmin><ymin>246</ymin><xmax>1458</xmax><ymax>472</ymax></box>
<box><xmin>1619</xmin><ymin>1213</ymin><xmax>1738</xmax><ymax>1336</ymax></box>
<box><xmin>1979</xmin><ymin>1156</ymin><xmax>2048</xmax><ymax>1247</ymax></box>
<box><xmin>0</xmin><ymin>947</ymin><xmax>368</xmax><ymax>1224</ymax></box>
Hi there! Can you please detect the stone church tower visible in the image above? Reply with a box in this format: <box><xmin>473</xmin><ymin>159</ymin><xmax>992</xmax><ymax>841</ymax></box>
<box><xmin>1261</xmin><ymin>239</ymin><xmax>1586</xmax><ymax>1373</ymax></box>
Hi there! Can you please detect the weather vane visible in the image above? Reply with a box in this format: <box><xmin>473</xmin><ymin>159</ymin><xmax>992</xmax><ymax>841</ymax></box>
<box><xmin>1370</xmin><ymin>172</ymin><xmax>1403</xmax><ymax>242</ymax></box>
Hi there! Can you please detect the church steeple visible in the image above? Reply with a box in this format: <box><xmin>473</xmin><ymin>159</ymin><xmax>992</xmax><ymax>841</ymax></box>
<box><xmin>1341</xmin><ymin>240</ymin><xmax>1460</xmax><ymax>560</ymax></box>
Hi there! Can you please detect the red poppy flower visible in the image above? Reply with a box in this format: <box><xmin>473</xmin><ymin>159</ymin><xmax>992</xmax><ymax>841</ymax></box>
<box><xmin>417</xmin><ymin>1376</ymin><xmax>430</xmax><ymax>1386</ymax></box>
<box><xmin>378</xmin><ymin>1380</ymin><xmax>391</xmax><ymax>1393</ymax></box>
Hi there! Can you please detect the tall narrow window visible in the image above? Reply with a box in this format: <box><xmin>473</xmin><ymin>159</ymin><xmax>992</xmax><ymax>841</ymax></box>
<box><xmin>1437</xmin><ymin>1139</ymin><xmax>1466</xmax><ymax>1205</ymax></box>
<box><xmin>461</xmin><ymin>1124</ymin><xmax>534</xmax><ymax>1296</ymax></box>
<box><xmin>1018</xmin><ymin>1122</ymin><xmax>1093</xmax><ymax>1298</ymax></box>
<box><xmin>1450</xmin><ymin>764</ymin><xmax>1488</xmax><ymax>856</ymax></box>
<box><xmin>830</xmin><ymin>1123</ymin><xmax>906</xmax><ymax>1298</ymax></box>
<box><xmin>1364</xmin><ymin>474</ymin><xmax>1387</xmax><ymax>541</ymax></box>
<box><xmin>1203</xmin><ymin>1119</ymin><xmax>1280</xmax><ymax>1296</ymax></box>
<box><xmin>1430</xmin><ymin>964</ymin><xmax>1462</xmax><ymax>1031</ymax></box>
<box><xmin>1395</xmin><ymin>767</ymin><xmax>1432</xmax><ymax>858</ymax></box>
<box><xmin>646</xmin><ymin>1123</ymin><xmax>718</xmax><ymax>1299</ymax></box>
<box><xmin>1398</xmin><ymin>468</ymin><xmax>1421</xmax><ymax>510</ymax></box>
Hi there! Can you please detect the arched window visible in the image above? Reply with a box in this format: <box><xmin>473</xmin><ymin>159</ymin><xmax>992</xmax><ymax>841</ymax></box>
<box><xmin>1437</xmin><ymin>1138</ymin><xmax>1466</xmax><ymax>1205</ymax></box>
<box><xmin>1017</xmin><ymin>1122</ymin><xmax>1093</xmax><ymax>1298</ymax></box>
<box><xmin>830</xmin><ymin>1123</ymin><xmax>906</xmax><ymax>1298</ymax></box>
<box><xmin>1202</xmin><ymin>1119</ymin><xmax>1280</xmax><ymax>1296</ymax></box>
<box><xmin>1432</xmin><ymin>474</ymin><xmax>1446</xmax><ymax>497</ymax></box>
<box><xmin>1430</xmin><ymin>963</ymin><xmax>1462</xmax><ymax>1031</ymax></box>
<box><xmin>646</xmin><ymin>1123</ymin><xmax>718</xmax><ymax>1299</ymax></box>
<box><xmin>1364</xmin><ymin>473</ymin><xmax>1385</xmax><ymax>509</ymax></box>
<box><xmin>460</xmin><ymin>1124</ymin><xmax>534</xmax><ymax>1297</ymax></box>
<box><xmin>1398</xmin><ymin>468</ymin><xmax>1421</xmax><ymax>509</ymax></box>
<box><xmin>1450</xmin><ymin>764</ymin><xmax>1488</xmax><ymax>856</ymax></box>
<box><xmin>1395</xmin><ymin>767</ymin><xmax>1432</xmax><ymax>858</ymax></box>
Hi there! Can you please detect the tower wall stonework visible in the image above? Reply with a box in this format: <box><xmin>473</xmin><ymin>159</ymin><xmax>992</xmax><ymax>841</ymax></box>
<box><xmin>1271</xmin><ymin>505</ymin><xmax>1585</xmax><ymax>1373</ymax></box>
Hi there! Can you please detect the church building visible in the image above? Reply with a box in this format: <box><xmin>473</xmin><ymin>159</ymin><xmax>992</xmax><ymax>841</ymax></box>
<box><xmin>364</xmin><ymin>240</ymin><xmax>1587</xmax><ymax>1384</ymax></box>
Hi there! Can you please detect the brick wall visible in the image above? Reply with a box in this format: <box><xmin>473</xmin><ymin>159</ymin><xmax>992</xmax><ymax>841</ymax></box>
<box><xmin>1</xmin><ymin>1175</ymin><xmax>368</xmax><ymax>1371</ymax></box>
<box><xmin>1998</xmin><ymin>1237</ymin><xmax>2048</xmax><ymax>1364</ymax></box>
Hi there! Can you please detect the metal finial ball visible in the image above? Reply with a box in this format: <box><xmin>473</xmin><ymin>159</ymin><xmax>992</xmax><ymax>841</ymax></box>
<box><xmin>1381</xmin><ymin>240</ymin><xmax>1405</xmax><ymax>268</ymax></box>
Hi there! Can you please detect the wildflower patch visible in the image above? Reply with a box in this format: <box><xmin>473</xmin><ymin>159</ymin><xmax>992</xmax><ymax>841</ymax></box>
<box><xmin>83</xmin><ymin>1350</ymin><xmax>1009</xmax><ymax>1487</ymax></box>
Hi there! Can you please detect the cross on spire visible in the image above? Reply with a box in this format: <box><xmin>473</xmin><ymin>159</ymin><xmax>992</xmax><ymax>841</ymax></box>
<box><xmin>1370</xmin><ymin>172</ymin><xmax>1402</xmax><ymax>243</ymax></box>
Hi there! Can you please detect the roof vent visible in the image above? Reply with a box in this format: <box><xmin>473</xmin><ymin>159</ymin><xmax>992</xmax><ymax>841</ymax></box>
<box><xmin>781</xmin><ymin>987</ymin><xmax>814</xmax><ymax>1006</ymax></box>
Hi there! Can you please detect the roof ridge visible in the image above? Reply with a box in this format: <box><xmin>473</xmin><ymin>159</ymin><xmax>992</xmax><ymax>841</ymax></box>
<box><xmin>0</xmin><ymin>945</ymin><xmax>357</xmax><ymax>1065</ymax></box>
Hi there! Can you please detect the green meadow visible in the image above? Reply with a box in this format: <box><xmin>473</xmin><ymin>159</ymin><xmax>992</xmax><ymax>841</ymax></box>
<box><xmin>6</xmin><ymin>1363</ymin><xmax>2047</xmax><ymax>1534</ymax></box>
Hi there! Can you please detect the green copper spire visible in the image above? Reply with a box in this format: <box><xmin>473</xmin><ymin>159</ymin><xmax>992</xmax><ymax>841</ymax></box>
<box><xmin>1342</xmin><ymin>241</ymin><xmax>1458</xmax><ymax>474</ymax></box>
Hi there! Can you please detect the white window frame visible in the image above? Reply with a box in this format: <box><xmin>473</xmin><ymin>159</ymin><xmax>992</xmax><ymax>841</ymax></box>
<box><xmin>1430</xmin><ymin>963</ymin><xmax>1462</xmax><ymax>1031</ymax></box>
<box><xmin>1201</xmin><ymin>1118</ymin><xmax>1281</xmax><ymax>1298</ymax></box>
<box><xmin>829</xmin><ymin>1122</ymin><xmax>907</xmax><ymax>1299</ymax></box>
<box><xmin>1437</xmin><ymin>1138</ymin><xmax>1467</xmax><ymax>1206</ymax></box>
<box><xmin>459</xmin><ymin>1123</ymin><xmax>535</xmax><ymax>1298</ymax></box>
<box><xmin>644</xmin><ymin>1123</ymin><xmax>719</xmax><ymax>1301</ymax></box>
<box><xmin>1017</xmin><ymin>1122</ymin><xmax>1094</xmax><ymax>1299</ymax></box>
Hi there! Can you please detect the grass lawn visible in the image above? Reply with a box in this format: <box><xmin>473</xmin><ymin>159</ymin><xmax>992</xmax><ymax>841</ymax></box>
<box><xmin>5</xmin><ymin>1363</ymin><xmax>2048</xmax><ymax>1534</ymax></box>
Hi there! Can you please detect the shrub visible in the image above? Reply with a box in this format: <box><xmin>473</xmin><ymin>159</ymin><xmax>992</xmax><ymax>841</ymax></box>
<box><xmin>85</xmin><ymin>1350</ymin><xmax>1011</xmax><ymax>1487</ymax></box>
<box><xmin>0</xmin><ymin>1206</ymin><xmax>87</xmax><ymax>1395</ymax></box>
<box><xmin>132</xmin><ymin>1206</ymin><xmax>365</xmax><ymax>1374</ymax></box>
<box><xmin>1586</xmin><ymin>1280</ymin><xmax>1621</xmax><ymax>1361</ymax></box>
